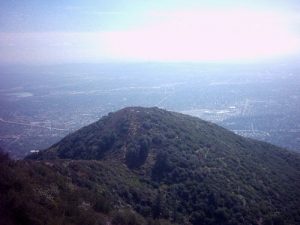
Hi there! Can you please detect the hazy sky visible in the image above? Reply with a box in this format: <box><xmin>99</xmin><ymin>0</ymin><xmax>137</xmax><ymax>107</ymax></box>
<box><xmin>0</xmin><ymin>0</ymin><xmax>299</xmax><ymax>64</ymax></box>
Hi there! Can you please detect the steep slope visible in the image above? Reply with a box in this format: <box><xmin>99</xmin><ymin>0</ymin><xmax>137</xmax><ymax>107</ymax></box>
<box><xmin>14</xmin><ymin>107</ymin><xmax>300</xmax><ymax>224</ymax></box>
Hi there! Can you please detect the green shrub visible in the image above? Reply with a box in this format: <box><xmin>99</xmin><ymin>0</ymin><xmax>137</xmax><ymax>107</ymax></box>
<box><xmin>112</xmin><ymin>209</ymin><xmax>145</xmax><ymax>225</ymax></box>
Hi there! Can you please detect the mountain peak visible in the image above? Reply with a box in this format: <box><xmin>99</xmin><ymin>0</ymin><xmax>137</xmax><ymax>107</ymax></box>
<box><xmin>27</xmin><ymin>107</ymin><xmax>219</xmax><ymax>164</ymax></box>
<box><xmin>28</xmin><ymin>107</ymin><xmax>297</xmax><ymax>170</ymax></box>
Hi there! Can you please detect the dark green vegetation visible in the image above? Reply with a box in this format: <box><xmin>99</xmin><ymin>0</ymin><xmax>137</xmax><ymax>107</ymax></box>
<box><xmin>2</xmin><ymin>107</ymin><xmax>300</xmax><ymax>225</ymax></box>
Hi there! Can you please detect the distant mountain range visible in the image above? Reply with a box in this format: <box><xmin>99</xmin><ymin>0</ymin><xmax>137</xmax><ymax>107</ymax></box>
<box><xmin>1</xmin><ymin>107</ymin><xmax>299</xmax><ymax>225</ymax></box>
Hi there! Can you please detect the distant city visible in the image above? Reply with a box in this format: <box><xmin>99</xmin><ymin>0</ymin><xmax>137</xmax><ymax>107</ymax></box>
<box><xmin>0</xmin><ymin>62</ymin><xmax>299</xmax><ymax>158</ymax></box>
